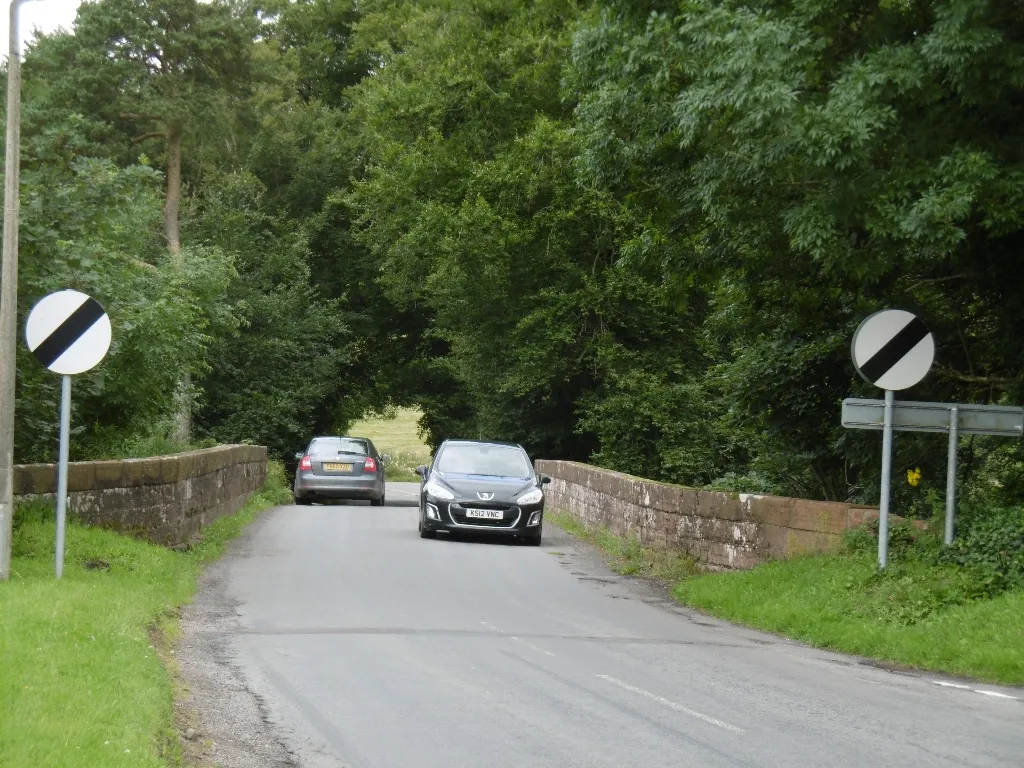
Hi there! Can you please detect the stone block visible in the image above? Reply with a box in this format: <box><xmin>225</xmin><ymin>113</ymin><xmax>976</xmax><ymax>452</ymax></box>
<box><xmin>847</xmin><ymin>506</ymin><xmax>879</xmax><ymax>528</ymax></box>
<box><xmin>28</xmin><ymin>463</ymin><xmax>59</xmax><ymax>494</ymax></box>
<box><xmin>695</xmin><ymin>490</ymin><xmax>740</xmax><ymax>522</ymax></box>
<box><xmin>120</xmin><ymin>458</ymin><xmax>159</xmax><ymax>488</ymax></box>
<box><xmin>67</xmin><ymin>462</ymin><xmax>96</xmax><ymax>492</ymax></box>
<box><xmin>12</xmin><ymin>465</ymin><xmax>35</xmax><ymax>495</ymax></box>
<box><xmin>93</xmin><ymin>461</ymin><xmax>124</xmax><ymax>489</ymax></box>
<box><xmin>747</xmin><ymin>496</ymin><xmax>794</xmax><ymax>528</ymax></box>
<box><xmin>176</xmin><ymin>453</ymin><xmax>196</xmax><ymax>480</ymax></box>
<box><xmin>791</xmin><ymin>499</ymin><xmax>850</xmax><ymax>534</ymax></box>
<box><xmin>643</xmin><ymin>481</ymin><xmax>682</xmax><ymax>514</ymax></box>
<box><xmin>159</xmin><ymin>456</ymin><xmax>181</xmax><ymax>484</ymax></box>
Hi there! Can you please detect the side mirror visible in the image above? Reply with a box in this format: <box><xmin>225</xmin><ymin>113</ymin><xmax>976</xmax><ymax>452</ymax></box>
<box><xmin>294</xmin><ymin>452</ymin><xmax>303</xmax><ymax>460</ymax></box>
<box><xmin>382</xmin><ymin>454</ymin><xmax>392</xmax><ymax>465</ymax></box>
<box><xmin>415</xmin><ymin>465</ymin><xmax>427</xmax><ymax>478</ymax></box>
<box><xmin>540</xmin><ymin>474</ymin><xmax>552</xmax><ymax>485</ymax></box>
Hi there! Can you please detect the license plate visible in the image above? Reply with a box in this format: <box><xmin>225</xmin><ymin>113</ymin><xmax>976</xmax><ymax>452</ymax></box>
<box><xmin>465</xmin><ymin>509</ymin><xmax>503</xmax><ymax>520</ymax></box>
<box><xmin>323</xmin><ymin>463</ymin><xmax>352</xmax><ymax>472</ymax></box>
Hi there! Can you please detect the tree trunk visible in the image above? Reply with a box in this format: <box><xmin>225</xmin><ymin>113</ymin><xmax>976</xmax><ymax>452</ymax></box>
<box><xmin>165</xmin><ymin>118</ymin><xmax>191</xmax><ymax>444</ymax></box>
<box><xmin>165</xmin><ymin>118</ymin><xmax>183</xmax><ymax>262</ymax></box>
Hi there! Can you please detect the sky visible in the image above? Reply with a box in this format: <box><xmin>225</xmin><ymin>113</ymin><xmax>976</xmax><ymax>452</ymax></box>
<box><xmin>0</xmin><ymin>0</ymin><xmax>82</xmax><ymax>58</ymax></box>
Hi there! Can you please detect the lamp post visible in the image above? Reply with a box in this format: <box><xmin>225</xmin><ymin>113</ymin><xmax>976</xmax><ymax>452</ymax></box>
<box><xmin>0</xmin><ymin>0</ymin><xmax>33</xmax><ymax>580</ymax></box>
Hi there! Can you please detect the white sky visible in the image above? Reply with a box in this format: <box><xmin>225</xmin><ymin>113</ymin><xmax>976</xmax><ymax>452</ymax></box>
<box><xmin>0</xmin><ymin>0</ymin><xmax>82</xmax><ymax>58</ymax></box>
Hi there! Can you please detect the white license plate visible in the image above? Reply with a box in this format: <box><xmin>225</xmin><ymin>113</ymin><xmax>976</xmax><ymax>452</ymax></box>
<box><xmin>465</xmin><ymin>509</ymin><xmax>503</xmax><ymax>520</ymax></box>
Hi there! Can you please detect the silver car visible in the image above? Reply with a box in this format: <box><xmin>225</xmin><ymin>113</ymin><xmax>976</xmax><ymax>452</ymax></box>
<box><xmin>293</xmin><ymin>436</ymin><xmax>389</xmax><ymax>506</ymax></box>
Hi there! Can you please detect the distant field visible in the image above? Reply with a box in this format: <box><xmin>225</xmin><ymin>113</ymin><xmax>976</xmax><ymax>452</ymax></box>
<box><xmin>348</xmin><ymin>408</ymin><xmax>431</xmax><ymax>481</ymax></box>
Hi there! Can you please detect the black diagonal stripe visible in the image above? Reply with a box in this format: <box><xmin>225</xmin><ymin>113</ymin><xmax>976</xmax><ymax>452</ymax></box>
<box><xmin>32</xmin><ymin>297</ymin><xmax>106</xmax><ymax>368</ymax></box>
<box><xmin>859</xmin><ymin>317</ymin><xmax>930</xmax><ymax>384</ymax></box>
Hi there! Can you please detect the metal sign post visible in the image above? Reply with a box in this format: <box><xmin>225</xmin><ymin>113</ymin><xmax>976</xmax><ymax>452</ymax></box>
<box><xmin>850</xmin><ymin>310</ymin><xmax>935</xmax><ymax>569</ymax></box>
<box><xmin>878</xmin><ymin>390</ymin><xmax>894</xmax><ymax>568</ymax></box>
<box><xmin>55</xmin><ymin>375</ymin><xmax>71</xmax><ymax>577</ymax></box>
<box><xmin>25</xmin><ymin>290</ymin><xmax>111</xmax><ymax>578</ymax></box>
<box><xmin>945</xmin><ymin>406</ymin><xmax>958</xmax><ymax>546</ymax></box>
<box><xmin>843</xmin><ymin>397</ymin><xmax>1023</xmax><ymax>550</ymax></box>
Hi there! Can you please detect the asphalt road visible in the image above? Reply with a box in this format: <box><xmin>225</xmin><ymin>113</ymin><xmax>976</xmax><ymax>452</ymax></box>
<box><xmin>179</xmin><ymin>482</ymin><xmax>1023</xmax><ymax>768</ymax></box>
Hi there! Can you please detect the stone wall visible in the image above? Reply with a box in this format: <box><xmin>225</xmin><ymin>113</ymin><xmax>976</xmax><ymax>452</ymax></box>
<box><xmin>14</xmin><ymin>445</ymin><xmax>268</xmax><ymax>547</ymax></box>
<box><xmin>536</xmin><ymin>460</ymin><xmax>895</xmax><ymax>570</ymax></box>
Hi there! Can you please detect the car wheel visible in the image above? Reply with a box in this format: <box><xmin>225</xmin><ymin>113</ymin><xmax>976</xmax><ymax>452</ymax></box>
<box><xmin>524</xmin><ymin>529</ymin><xmax>542</xmax><ymax>546</ymax></box>
<box><xmin>418</xmin><ymin>519</ymin><xmax>436</xmax><ymax>539</ymax></box>
<box><xmin>371</xmin><ymin>493</ymin><xmax>384</xmax><ymax>507</ymax></box>
<box><xmin>294</xmin><ymin>495</ymin><xmax>311</xmax><ymax>506</ymax></box>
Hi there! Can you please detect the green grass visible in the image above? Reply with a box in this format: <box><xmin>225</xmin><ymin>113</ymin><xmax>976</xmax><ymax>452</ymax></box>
<box><xmin>0</xmin><ymin>462</ymin><xmax>292</xmax><ymax>768</ymax></box>
<box><xmin>348</xmin><ymin>407</ymin><xmax>431</xmax><ymax>481</ymax></box>
<box><xmin>549</xmin><ymin>513</ymin><xmax>1024</xmax><ymax>685</ymax></box>
<box><xmin>548</xmin><ymin>511</ymin><xmax>701</xmax><ymax>584</ymax></box>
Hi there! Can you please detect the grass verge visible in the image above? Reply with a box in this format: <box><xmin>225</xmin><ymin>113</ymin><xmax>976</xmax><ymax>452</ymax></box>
<box><xmin>548</xmin><ymin>513</ymin><xmax>1024</xmax><ymax>686</ymax></box>
<box><xmin>349</xmin><ymin>407</ymin><xmax>431</xmax><ymax>482</ymax></box>
<box><xmin>0</xmin><ymin>461</ymin><xmax>292</xmax><ymax>768</ymax></box>
<box><xmin>547</xmin><ymin>511</ymin><xmax>701</xmax><ymax>584</ymax></box>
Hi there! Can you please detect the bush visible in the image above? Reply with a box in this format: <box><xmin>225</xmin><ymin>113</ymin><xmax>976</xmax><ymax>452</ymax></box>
<box><xmin>942</xmin><ymin>503</ymin><xmax>1024</xmax><ymax>593</ymax></box>
<box><xmin>11</xmin><ymin>499</ymin><xmax>50</xmax><ymax>534</ymax></box>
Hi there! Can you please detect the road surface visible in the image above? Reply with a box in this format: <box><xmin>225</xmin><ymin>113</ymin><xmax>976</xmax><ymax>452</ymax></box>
<box><xmin>178</xmin><ymin>482</ymin><xmax>1023</xmax><ymax>768</ymax></box>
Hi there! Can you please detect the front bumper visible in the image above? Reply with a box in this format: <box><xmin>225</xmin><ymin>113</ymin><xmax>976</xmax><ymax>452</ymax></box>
<box><xmin>294</xmin><ymin>472</ymin><xmax>380</xmax><ymax>499</ymax></box>
<box><xmin>422</xmin><ymin>496</ymin><xmax>543</xmax><ymax>536</ymax></box>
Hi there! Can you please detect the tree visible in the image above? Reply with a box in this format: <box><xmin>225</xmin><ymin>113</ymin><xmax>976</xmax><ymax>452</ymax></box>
<box><xmin>568</xmin><ymin>0</ymin><xmax>1024</xmax><ymax>499</ymax></box>
<box><xmin>27</xmin><ymin>0</ymin><xmax>258</xmax><ymax>441</ymax></box>
<box><xmin>11</xmin><ymin>116</ymin><xmax>232</xmax><ymax>462</ymax></box>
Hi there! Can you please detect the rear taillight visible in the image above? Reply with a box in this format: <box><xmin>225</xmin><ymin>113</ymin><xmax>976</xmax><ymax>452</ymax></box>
<box><xmin>299</xmin><ymin>455</ymin><xmax>312</xmax><ymax>471</ymax></box>
<box><xmin>364</xmin><ymin>457</ymin><xmax>377</xmax><ymax>472</ymax></box>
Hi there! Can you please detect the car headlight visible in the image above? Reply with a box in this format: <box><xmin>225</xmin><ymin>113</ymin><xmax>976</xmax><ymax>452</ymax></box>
<box><xmin>516</xmin><ymin>488</ymin><xmax>543</xmax><ymax>505</ymax></box>
<box><xmin>423</xmin><ymin>480</ymin><xmax>455</xmax><ymax>501</ymax></box>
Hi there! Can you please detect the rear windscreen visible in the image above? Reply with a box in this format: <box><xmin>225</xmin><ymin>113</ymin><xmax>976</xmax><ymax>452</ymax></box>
<box><xmin>311</xmin><ymin>438</ymin><xmax>368</xmax><ymax>455</ymax></box>
<box><xmin>435</xmin><ymin>444</ymin><xmax>532</xmax><ymax>478</ymax></box>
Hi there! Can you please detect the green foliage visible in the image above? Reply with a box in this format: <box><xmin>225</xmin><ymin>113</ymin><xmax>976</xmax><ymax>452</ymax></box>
<box><xmin>548</xmin><ymin>511</ymin><xmax>701</xmax><ymax>583</ymax></box>
<box><xmin>550</xmin><ymin>511</ymin><xmax>1024</xmax><ymax>683</ymax></box>
<box><xmin>567</xmin><ymin>0</ymin><xmax>1024</xmax><ymax>500</ymax></box>
<box><xmin>675</xmin><ymin>550</ymin><xmax>1024</xmax><ymax>684</ymax></box>
<box><xmin>943</xmin><ymin>504</ymin><xmax>1024</xmax><ymax>592</ymax></box>
<box><xmin>0</xmin><ymin>463</ymin><xmax>289</xmax><ymax>767</ymax></box>
<box><xmin>10</xmin><ymin>0</ymin><xmax>1024</xmax><ymax>582</ymax></box>
<box><xmin>10</xmin><ymin>115</ymin><xmax>233</xmax><ymax>462</ymax></box>
<box><xmin>184</xmin><ymin>171</ymin><xmax>355</xmax><ymax>458</ymax></box>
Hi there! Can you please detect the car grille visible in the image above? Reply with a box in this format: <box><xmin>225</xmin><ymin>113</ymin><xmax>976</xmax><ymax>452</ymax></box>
<box><xmin>449</xmin><ymin>503</ymin><xmax>521</xmax><ymax>528</ymax></box>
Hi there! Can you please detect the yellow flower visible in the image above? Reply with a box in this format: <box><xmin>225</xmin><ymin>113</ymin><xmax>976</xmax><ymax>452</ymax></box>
<box><xmin>907</xmin><ymin>468</ymin><xmax>922</xmax><ymax>487</ymax></box>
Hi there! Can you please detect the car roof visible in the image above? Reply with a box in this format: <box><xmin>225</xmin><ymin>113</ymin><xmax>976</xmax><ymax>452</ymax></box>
<box><xmin>439</xmin><ymin>439</ymin><xmax>526</xmax><ymax>450</ymax></box>
<box><xmin>311</xmin><ymin>436</ymin><xmax>370</xmax><ymax>443</ymax></box>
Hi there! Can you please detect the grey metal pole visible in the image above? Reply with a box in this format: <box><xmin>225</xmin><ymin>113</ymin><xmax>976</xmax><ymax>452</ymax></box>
<box><xmin>944</xmin><ymin>405</ymin><xmax>959</xmax><ymax>546</ymax></box>
<box><xmin>54</xmin><ymin>374</ymin><xmax>70</xmax><ymax>578</ymax></box>
<box><xmin>0</xmin><ymin>0</ymin><xmax>27</xmax><ymax>581</ymax></box>
<box><xmin>878</xmin><ymin>389</ymin><xmax>895</xmax><ymax>569</ymax></box>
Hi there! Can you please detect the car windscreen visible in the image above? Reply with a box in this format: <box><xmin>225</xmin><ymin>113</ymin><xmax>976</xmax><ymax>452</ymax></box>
<box><xmin>310</xmin><ymin>438</ymin><xmax>367</xmax><ymax>456</ymax></box>
<box><xmin>435</xmin><ymin>444</ymin><xmax>532</xmax><ymax>478</ymax></box>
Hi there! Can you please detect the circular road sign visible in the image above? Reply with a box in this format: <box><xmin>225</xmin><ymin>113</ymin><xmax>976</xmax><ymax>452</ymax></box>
<box><xmin>852</xmin><ymin>309</ymin><xmax>934</xmax><ymax>391</ymax></box>
<box><xmin>25</xmin><ymin>290</ymin><xmax>111</xmax><ymax>375</ymax></box>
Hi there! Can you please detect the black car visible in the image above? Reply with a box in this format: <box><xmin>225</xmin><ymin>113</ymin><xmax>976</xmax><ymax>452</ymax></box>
<box><xmin>415</xmin><ymin>440</ymin><xmax>551</xmax><ymax>545</ymax></box>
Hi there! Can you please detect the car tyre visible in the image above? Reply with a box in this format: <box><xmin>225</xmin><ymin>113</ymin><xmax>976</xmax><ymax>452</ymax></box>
<box><xmin>294</xmin><ymin>495</ymin><xmax>311</xmax><ymax>506</ymax></box>
<box><xmin>371</xmin><ymin>492</ymin><xmax>385</xmax><ymax>507</ymax></box>
<box><xmin>418</xmin><ymin>519</ymin><xmax>436</xmax><ymax>539</ymax></box>
<box><xmin>524</xmin><ymin>529</ymin><xmax>542</xmax><ymax>546</ymax></box>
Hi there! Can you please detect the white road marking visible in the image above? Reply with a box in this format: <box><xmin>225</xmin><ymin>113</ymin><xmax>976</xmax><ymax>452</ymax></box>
<box><xmin>596</xmin><ymin>674</ymin><xmax>745</xmax><ymax>733</ymax></box>
<box><xmin>480</xmin><ymin>621</ymin><xmax>555</xmax><ymax>656</ymax></box>
<box><xmin>511</xmin><ymin>636</ymin><xmax>556</xmax><ymax>657</ymax></box>
<box><xmin>932</xmin><ymin>681</ymin><xmax>1019</xmax><ymax>701</ymax></box>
